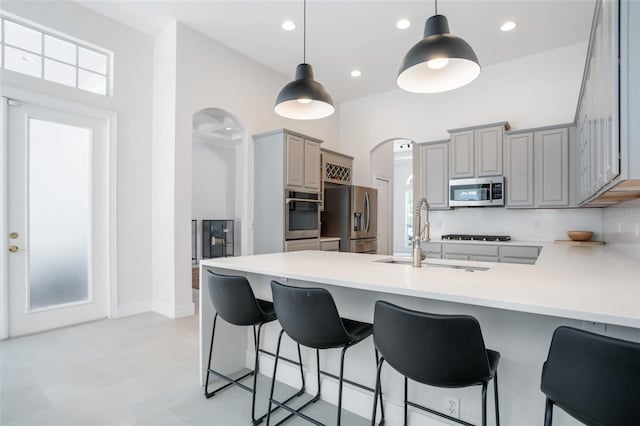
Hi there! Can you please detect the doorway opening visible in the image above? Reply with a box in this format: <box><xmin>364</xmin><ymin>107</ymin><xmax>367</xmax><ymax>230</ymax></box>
<box><xmin>370</xmin><ymin>138</ymin><xmax>414</xmax><ymax>257</ymax></box>
<box><xmin>190</xmin><ymin>108</ymin><xmax>246</xmax><ymax>292</ymax></box>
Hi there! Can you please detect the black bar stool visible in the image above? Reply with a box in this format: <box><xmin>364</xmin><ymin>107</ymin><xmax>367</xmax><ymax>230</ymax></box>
<box><xmin>541</xmin><ymin>326</ymin><xmax>640</xmax><ymax>426</ymax></box>
<box><xmin>371</xmin><ymin>301</ymin><xmax>500</xmax><ymax>426</ymax></box>
<box><xmin>205</xmin><ymin>271</ymin><xmax>305</xmax><ymax>425</ymax></box>
<box><xmin>266</xmin><ymin>280</ymin><xmax>384</xmax><ymax>426</ymax></box>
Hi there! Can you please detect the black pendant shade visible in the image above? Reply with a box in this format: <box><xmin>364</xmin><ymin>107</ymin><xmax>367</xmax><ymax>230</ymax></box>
<box><xmin>275</xmin><ymin>63</ymin><xmax>335</xmax><ymax>120</ymax></box>
<box><xmin>397</xmin><ymin>14</ymin><xmax>481</xmax><ymax>93</ymax></box>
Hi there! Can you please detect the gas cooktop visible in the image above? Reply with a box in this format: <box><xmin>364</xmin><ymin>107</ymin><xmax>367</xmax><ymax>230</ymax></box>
<box><xmin>441</xmin><ymin>234</ymin><xmax>511</xmax><ymax>242</ymax></box>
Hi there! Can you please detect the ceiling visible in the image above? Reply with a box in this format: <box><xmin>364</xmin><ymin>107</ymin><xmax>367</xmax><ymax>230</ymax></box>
<box><xmin>78</xmin><ymin>0</ymin><xmax>596</xmax><ymax>102</ymax></box>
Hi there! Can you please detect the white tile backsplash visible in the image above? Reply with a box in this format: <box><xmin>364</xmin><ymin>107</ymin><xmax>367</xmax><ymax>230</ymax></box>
<box><xmin>428</xmin><ymin>207</ymin><xmax>604</xmax><ymax>241</ymax></box>
<box><xmin>603</xmin><ymin>199</ymin><xmax>640</xmax><ymax>261</ymax></box>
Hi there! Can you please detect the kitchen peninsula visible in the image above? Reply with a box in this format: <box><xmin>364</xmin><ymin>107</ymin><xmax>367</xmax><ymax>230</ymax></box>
<box><xmin>199</xmin><ymin>245</ymin><xmax>640</xmax><ymax>425</ymax></box>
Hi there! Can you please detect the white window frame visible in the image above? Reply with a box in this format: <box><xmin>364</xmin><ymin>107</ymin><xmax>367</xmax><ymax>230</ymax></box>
<box><xmin>0</xmin><ymin>11</ymin><xmax>114</xmax><ymax>97</ymax></box>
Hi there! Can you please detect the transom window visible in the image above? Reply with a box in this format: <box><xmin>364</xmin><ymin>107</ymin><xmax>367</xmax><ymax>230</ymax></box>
<box><xmin>0</xmin><ymin>13</ymin><xmax>113</xmax><ymax>96</ymax></box>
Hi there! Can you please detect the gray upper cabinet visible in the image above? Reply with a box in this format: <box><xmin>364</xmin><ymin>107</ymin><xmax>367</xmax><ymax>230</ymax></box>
<box><xmin>286</xmin><ymin>134</ymin><xmax>305</xmax><ymax>188</ymax></box>
<box><xmin>285</xmin><ymin>133</ymin><xmax>321</xmax><ymax>192</ymax></box>
<box><xmin>505</xmin><ymin>132</ymin><xmax>534</xmax><ymax>207</ymax></box>
<box><xmin>304</xmin><ymin>140</ymin><xmax>321</xmax><ymax>190</ymax></box>
<box><xmin>449</xmin><ymin>130</ymin><xmax>474</xmax><ymax>178</ymax></box>
<box><xmin>535</xmin><ymin>128</ymin><xmax>569</xmax><ymax>207</ymax></box>
<box><xmin>575</xmin><ymin>0</ymin><xmax>621</xmax><ymax>204</ymax></box>
<box><xmin>449</xmin><ymin>123</ymin><xmax>507</xmax><ymax>179</ymax></box>
<box><xmin>419</xmin><ymin>141</ymin><xmax>449</xmax><ymax>209</ymax></box>
<box><xmin>475</xmin><ymin>126</ymin><xmax>503</xmax><ymax>176</ymax></box>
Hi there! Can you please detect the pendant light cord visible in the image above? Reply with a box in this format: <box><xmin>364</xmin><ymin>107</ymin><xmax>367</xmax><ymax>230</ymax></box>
<box><xmin>303</xmin><ymin>0</ymin><xmax>306</xmax><ymax>63</ymax></box>
<box><xmin>435</xmin><ymin>0</ymin><xmax>438</xmax><ymax>15</ymax></box>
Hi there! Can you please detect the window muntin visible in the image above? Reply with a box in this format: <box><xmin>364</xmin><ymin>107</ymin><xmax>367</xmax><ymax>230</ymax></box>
<box><xmin>0</xmin><ymin>13</ymin><xmax>112</xmax><ymax>96</ymax></box>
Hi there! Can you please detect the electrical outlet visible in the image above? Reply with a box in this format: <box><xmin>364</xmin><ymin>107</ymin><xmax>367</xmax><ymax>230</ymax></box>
<box><xmin>582</xmin><ymin>321</ymin><xmax>607</xmax><ymax>333</ymax></box>
<box><xmin>445</xmin><ymin>395</ymin><xmax>460</xmax><ymax>419</ymax></box>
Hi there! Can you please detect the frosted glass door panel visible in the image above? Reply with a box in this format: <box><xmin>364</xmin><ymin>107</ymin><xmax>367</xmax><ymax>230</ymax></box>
<box><xmin>28</xmin><ymin>118</ymin><xmax>92</xmax><ymax>310</ymax></box>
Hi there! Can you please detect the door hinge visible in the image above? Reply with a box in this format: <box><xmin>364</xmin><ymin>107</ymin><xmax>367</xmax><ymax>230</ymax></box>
<box><xmin>7</xmin><ymin>99</ymin><xmax>20</xmax><ymax>107</ymax></box>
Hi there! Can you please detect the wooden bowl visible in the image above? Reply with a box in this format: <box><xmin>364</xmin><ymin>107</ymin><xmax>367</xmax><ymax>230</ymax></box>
<box><xmin>567</xmin><ymin>231</ymin><xmax>593</xmax><ymax>241</ymax></box>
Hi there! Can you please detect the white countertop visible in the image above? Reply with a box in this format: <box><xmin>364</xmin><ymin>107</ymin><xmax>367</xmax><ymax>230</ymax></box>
<box><xmin>200</xmin><ymin>243</ymin><xmax>640</xmax><ymax>329</ymax></box>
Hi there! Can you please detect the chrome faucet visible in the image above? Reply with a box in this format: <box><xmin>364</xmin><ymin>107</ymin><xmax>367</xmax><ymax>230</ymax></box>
<box><xmin>412</xmin><ymin>197</ymin><xmax>431</xmax><ymax>267</ymax></box>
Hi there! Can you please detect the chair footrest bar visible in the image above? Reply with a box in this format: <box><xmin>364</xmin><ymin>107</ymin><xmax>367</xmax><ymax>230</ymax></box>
<box><xmin>253</xmin><ymin>388</ymin><xmax>307</xmax><ymax>425</ymax></box>
<box><xmin>259</xmin><ymin>349</ymin><xmax>375</xmax><ymax>394</ymax></box>
<box><xmin>270</xmin><ymin>396</ymin><xmax>324</xmax><ymax>426</ymax></box>
<box><xmin>406</xmin><ymin>400</ymin><xmax>475</xmax><ymax>426</ymax></box>
<box><xmin>205</xmin><ymin>369</ymin><xmax>255</xmax><ymax>398</ymax></box>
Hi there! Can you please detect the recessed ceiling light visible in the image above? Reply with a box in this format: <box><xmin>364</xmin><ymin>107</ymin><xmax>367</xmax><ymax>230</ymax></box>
<box><xmin>396</xmin><ymin>19</ymin><xmax>411</xmax><ymax>30</ymax></box>
<box><xmin>281</xmin><ymin>20</ymin><xmax>296</xmax><ymax>31</ymax></box>
<box><xmin>500</xmin><ymin>21</ymin><xmax>518</xmax><ymax>32</ymax></box>
<box><xmin>350</xmin><ymin>69</ymin><xmax>362</xmax><ymax>78</ymax></box>
<box><xmin>225</xmin><ymin>127</ymin><xmax>232</xmax><ymax>131</ymax></box>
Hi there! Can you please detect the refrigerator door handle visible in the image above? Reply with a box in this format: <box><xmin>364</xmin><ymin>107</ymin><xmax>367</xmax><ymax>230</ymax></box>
<box><xmin>364</xmin><ymin>192</ymin><xmax>370</xmax><ymax>233</ymax></box>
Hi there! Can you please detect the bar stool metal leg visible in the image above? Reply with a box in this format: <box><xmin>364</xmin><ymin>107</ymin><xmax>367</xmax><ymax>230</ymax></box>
<box><xmin>481</xmin><ymin>382</ymin><xmax>488</xmax><ymax>426</ymax></box>
<box><xmin>371</xmin><ymin>357</ymin><xmax>385</xmax><ymax>426</ymax></box>
<box><xmin>374</xmin><ymin>349</ymin><xmax>385</xmax><ymax>425</ymax></box>
<box><xmin>337</xmin><ymin>345</ymin><xmax>349</xmax><ymax>425</ymax></box>
<box><xmin>493</xmin><ymin>372</ymin><xmax>500</xmax><ymax>426</ymax></box>
<box><xmin>544</xmin><ymin>398</ymin><xmax>553</xmax><ymax>426</ymax></box>
<box><xmin>403</xmin><ymin>376</ymin><xmax>409</xmax><ymax>426</ymax></box>
<box><xmin>205</xmin><ymin>314</ymin><xmax>255</xmax><ymax>398</ymax></box>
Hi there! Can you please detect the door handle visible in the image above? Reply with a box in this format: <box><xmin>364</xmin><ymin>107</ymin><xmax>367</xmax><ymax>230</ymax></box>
<box><xmin>9</xmin><ymin>232</ymin><xmax>19</xmax><ymax>239</ymax></box>
<box><xmin>364</xmin><ymin>192</ymin><xmax>370</xmax><ymax>233</ymax></box>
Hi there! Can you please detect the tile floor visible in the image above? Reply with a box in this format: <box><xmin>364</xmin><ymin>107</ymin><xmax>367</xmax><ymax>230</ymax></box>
<box><xmin>1</xmin><ymin>304</ymin><xmax>367</xmax><ymax>426</ymax></box>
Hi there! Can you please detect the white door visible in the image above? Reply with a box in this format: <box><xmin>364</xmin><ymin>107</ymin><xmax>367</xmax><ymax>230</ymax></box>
<box><xmin>374</xmin><ymin>177</ymin><xmax>391</xmax><ymax>255</ymax></box>
<box><xmin>5</xmin><ymin>98</ymin><xmax>109</xmax><ymax>336</ymax></box>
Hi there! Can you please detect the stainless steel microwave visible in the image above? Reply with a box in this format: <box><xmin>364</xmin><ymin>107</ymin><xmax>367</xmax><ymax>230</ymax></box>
<box><xmin>449</xmin><ymin>176</ymin><xmax>504</xmax><ymax>207</ymax></box>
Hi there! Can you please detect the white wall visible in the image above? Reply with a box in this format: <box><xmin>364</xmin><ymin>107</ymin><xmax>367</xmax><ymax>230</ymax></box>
<box><xmin>153</xmin><ymin>22</ymin><xmax>341</xmax><ymax>316</ymax></box>
<box><xmin>338</xmin><ymin>42</ymin><xmax>589</xmax><ymax>187</ymax></box>
<box><xmin>603</xmin><ymin>199</ymin><xmax>640</xmax><ymax>260</ymax></box>
<box><xmin>0</xmin><ymin>1</ymin><xmax>154</xmax><ymax>316</ymax></box>
<box><xmin>151</xmin><ymin>22</ymin><xmax>185</xmax><ymax>318</ymax></box>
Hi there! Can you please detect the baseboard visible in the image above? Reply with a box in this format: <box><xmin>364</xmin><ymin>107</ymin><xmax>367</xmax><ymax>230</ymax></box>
<box><xmin>253</xmin><ymin>351</ymin><xmax>452</xmax><ymax>425</ymax></box>
<box><xmin>117</xmin><ymin>301</ymin><xmax>152</xmax><ymax>317</ymax></box>
<box><xmin>174</xmin><ymin>301</ymin><xmax>195</xmax><ymax>318</ymax></box>
<box><xmin>152</xmin><ymin>301</ymin><xmax>195</xmax><ymax>319</ymax></box>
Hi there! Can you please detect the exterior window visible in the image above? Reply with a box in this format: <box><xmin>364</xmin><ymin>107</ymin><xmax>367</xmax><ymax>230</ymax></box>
<box><xmin>405</xmin><ymin>174</ymin><xmax>413</xmax><ymax>248</ymax></box>
<box><xmin>0</xmin><ymin>13</ymin><xmax>113</xmax><ymax>96</ymax></box>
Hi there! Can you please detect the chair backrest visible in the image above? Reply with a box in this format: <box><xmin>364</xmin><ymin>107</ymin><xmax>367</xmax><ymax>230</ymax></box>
<box><xmin>270</xmin><ymin>281</ymin><xmax>351</xmax><ymax>349</ymax></box>
<box><xmin>207</xmin><ymin>271</ymin><xmax>266</xmax><ymax>326</ymax></box>
<box><xmin>541</xmin><ymin>326</ymin><xmax>640</xmax><ymax>426</ymax></box>
<box><xmin>373</xmin><ymin>301</ymin><xmax>492</xmax><ymax>387</ymax></box>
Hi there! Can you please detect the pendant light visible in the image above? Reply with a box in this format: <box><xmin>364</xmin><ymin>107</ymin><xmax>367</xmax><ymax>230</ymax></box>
<box><xmin>275</xmin><ymin>0</ymin><xmax>335</xmax><ymax>120</ymax></box>
<box><xmin>397</xmin><ymin>0</ymin><xmax>480</xmax><ymax>93</ymax></box>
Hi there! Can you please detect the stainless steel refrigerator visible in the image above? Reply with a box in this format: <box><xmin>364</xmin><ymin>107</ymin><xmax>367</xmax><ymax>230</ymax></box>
<box><xmin>322</xmin><ymin>185</ymin><xmax>377</xmax><ymax>253</ymax></box>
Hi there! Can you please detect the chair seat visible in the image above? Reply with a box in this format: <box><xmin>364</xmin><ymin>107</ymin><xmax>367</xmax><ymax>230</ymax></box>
<box><xmin>487</xmin><ymin>349</ymin><xmax>500</xmax><ymax>379</ymax></box>
<box><xmin>342</xmin><ymin>318</ymin><xmax>373</xmax><ymax>345</ymax></box>
<box><xmin>256</xmin><ymin>299</ymin><xmax>277</xmax><ymax>323</ymax></box>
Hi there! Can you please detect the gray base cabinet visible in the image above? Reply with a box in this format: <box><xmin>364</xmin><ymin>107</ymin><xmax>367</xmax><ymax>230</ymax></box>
<box><xmin>423</xmin><ymin>242</ymin><xmax>540</xmax><ymax>265</ymax></box>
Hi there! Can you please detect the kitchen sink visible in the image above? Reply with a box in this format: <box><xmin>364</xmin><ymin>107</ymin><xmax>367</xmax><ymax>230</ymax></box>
<box><xmin>375</xmin><ymin>258</ymin><xmax>490</xmax><ymax>272</ymax></box>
